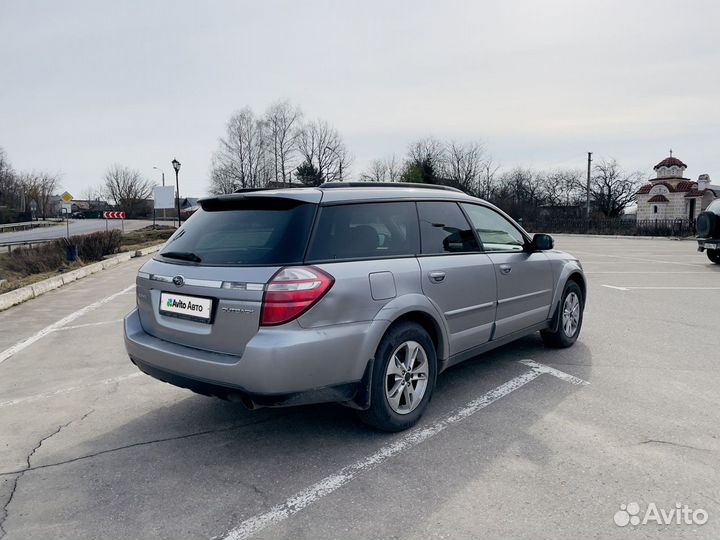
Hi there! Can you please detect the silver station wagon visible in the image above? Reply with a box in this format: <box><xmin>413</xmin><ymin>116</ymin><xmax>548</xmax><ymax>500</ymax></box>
<box><xmin>124</xmin><ymin>183</ymin><xmax>586</xmax><ymax>431</ymax></box>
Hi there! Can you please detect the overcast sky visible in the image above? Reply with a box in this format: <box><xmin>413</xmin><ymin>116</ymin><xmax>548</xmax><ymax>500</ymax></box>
<box><xmin>1</xmin><ymin>0</ymin><xmax>718</xmax><ymax>197</ymax></box>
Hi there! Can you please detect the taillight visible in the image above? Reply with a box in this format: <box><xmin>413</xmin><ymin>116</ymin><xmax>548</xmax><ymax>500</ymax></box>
<box><xmin>260</xmin><ymin>266</ymin><xmax>334</xmax><ymax>326</ymax></box>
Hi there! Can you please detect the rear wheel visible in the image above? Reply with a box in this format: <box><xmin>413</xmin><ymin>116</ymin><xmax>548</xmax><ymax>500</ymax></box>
<box><xmin>357</xmin><ymin>322</ymin><xmax>437</xmax><ymax>432</ymax></box>
<box><xmin>541</xmin><ymin>281</ymin><xmax>584</xmax><ymax>348</ymax></box>
<box><xmin>707</xmin><ymin>249</ymin><xmax>720</xmax><ymax>264</ymax></box>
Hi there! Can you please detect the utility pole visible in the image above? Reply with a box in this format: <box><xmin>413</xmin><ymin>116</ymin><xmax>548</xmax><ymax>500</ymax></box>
<box><xmin>153</xmin><ymin>166</ymin><xmax>166</xmax><ymax>224</ymax></box>
<box><xmin>586</xmin><ymin>152</ymin><xmax>593</xmax><ymax>219</ymax></box>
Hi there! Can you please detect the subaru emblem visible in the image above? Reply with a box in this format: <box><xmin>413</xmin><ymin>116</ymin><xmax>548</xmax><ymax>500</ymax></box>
<box><xmin>172</xmin><ymin>275</ymin><xmax>185</xmax><ymax>287</ymax></box>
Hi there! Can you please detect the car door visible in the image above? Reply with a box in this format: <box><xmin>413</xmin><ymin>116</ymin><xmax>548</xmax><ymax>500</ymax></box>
<box><xmin>460</xmin><ymin>203</ymin><xmax>554</xmax><ymax>339</ymax></box>
<box><xmin>416</xmin><ymin>201</ymin><xmax>497</xmax><ymax>355</ymax></box>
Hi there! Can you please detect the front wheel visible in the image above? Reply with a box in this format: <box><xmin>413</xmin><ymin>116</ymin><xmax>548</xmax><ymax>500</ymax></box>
<box><xmin>541</xmin><ymin>281</ymin><xmax>584</xmax><ymax>348</ymax></box>
<box><xmin>357</xmin><ymin>322</ymin><xmax>437</xmax><ymax>432</ymax></box>
<box><xmin>707</xmin><ymin>249</ymin><xmax>720</xmax><ymax>264</ymax></box>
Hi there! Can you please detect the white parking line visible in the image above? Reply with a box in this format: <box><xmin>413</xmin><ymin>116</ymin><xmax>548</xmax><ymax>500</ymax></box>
<box><xmin>587</xmin><ymin>271</ymin><xmax>707</xmax><ymax>274</ymax></box>
<box><xmin>0</xmin><ymin>284</ymin><xmax>134</xmax><ymax>365</ymax></box>
<box><xmin>221</xmin><ymin>360</ymin><xmax>588</xmax><ymax>540</ymax></box>
<box><xmin>601</xmin><ymin>285</ymin><xmax>630</xmax><ymax>291</ymax></box>
<box><xmin>52</xmin><ymin>319</ymin><xmax>124</xmax><ymax>332</ymax></box>
<box><xmin>602</xmin><ymin>284</ymin><xmax>720</xmax><ymax>291</ymax></box>
<box><xmin>0</xmin><ymin>372</ymin><xmax>142</xmax><ymax>408</ymax></box>
<box><xmin>518</xmin><ymin>359</ymin><xmax>590</xmax><ymax>385</ymax></box>
<box><xmin>569</xmin><ymin>250</ymin><xmax>703</xmax><ymax>267</ymax></box>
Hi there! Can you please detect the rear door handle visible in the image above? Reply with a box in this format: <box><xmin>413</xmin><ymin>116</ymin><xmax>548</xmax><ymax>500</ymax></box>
<box><xmin>499</xmin><ymin>264</ymin><xmax>512</xmax><ymax>275</ymax></box>
<box><xmin>428</xmin><ymin>271</ymin><xmax>446</xmax><ymax>283</ymax></box>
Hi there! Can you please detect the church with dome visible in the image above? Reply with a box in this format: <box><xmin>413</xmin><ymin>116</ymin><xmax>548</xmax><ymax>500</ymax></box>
<box><xmin>635</xmin><ymin>153</ymin><xmax>719</xmax><ymax>222</ymax></box>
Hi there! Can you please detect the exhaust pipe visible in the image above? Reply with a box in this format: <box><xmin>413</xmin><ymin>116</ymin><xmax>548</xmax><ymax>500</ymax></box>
<box><xmin>227</xmin><ymin>392</ymin><xmax>257</xmax><ymax>410</ymax></box>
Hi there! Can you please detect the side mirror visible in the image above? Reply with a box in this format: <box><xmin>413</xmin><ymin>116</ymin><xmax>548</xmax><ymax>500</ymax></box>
<box><xmin>532</xmin><ymin>233</ymin><xmax>554</xmax><ymax>251</ymax></box>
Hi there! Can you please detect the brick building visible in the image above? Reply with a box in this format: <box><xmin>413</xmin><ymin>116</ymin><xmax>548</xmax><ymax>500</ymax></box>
<box><xmin>635</xmin><ymin>154</ymin><xmax>718</xmax><ymax>222</ymax></box>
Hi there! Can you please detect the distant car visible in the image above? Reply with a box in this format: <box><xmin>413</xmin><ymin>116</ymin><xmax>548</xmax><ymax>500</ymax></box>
<box><xmin>180</xmin><ymin>206</ymin><xmax>199</xmax><ymax>220</ymax></box>
<box><xmin>696</xmin><ymin>199</ymin><xmax>720</xmax><ymax>264</ymax></box>
<box><xmin>70</xmin><ymin>211</ymin><xmax>86</xmax><ymax>219</ymax></box>
<box><xmin>124</xmin><ymin>183</ymin><xmax>586</xmax><ymax>431</ymax></box>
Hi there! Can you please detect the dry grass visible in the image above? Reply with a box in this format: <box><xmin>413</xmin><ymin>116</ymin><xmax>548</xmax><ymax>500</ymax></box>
<box><xmin>0</xmin><ymin>225</ymin><xmax>174</xmax><ymax>293</ymax></box>
<box><xmin>119</xmin><ymin>225</ymin><xmax>175</xmax><ymax>252</ymax></box>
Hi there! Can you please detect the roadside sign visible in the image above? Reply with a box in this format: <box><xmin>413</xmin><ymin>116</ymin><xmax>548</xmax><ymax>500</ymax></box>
<box><xmin>61</xmin><ymin>202</ymin><xmax>72</xmax><ymax>213</ymax></box>
<box><xmin>61</xmin><ymin>191</ymin><xmax>73</xmax><ymax>203</ymax></box>
<box><xmin>103</xmin><ymin>211</ymin><xmax>126</xmax><ymax>219</ymax></box>
<box><xmin>29</xmin><ymin>200</ymin><xmax>38</xmax><ymax>212</ymax></box>
<box><xmin>153</xmin><ymin>186</ymin><xmax>175</xmax><ymax>209</ymax></box>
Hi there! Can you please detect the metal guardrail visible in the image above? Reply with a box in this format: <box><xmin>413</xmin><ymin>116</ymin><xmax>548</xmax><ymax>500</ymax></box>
<box><xmin>0</xmin><ymin>238</ymin><xmax>57</xmax><ymax>253</ymax></box>
<box><xmin>0</xmin><ymin>220</ymin><xmax>62</xmax><ymax>233</ymax></box>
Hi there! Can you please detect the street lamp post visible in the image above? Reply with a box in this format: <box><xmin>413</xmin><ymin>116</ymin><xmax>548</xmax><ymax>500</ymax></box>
<box><xmin>171</xmin><ymin>158</ymin><xmax>181</xmax><ymax>227</ymax></box>
<box><xmin>153</xmin><ymin>166</ymin><xmax>166</xmax><ymax>225</ymax></box>
<box><xmin>324</xmin><ymin>146</ymin><xmax>343</xmax><ymax>182</ymax></box>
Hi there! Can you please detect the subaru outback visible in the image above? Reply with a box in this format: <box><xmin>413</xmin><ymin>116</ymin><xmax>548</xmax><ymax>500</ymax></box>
<box><xmin>124</xmin><ymin>183</ymin><xmax>586</xmax><ymax>431</ymax></box>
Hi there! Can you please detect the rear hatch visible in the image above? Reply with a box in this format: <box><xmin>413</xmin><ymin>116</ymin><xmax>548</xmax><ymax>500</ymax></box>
<box><xmin>136</xmin><ymin>191</ymin><xmax>319</xmax><ymax>356</ymax></box>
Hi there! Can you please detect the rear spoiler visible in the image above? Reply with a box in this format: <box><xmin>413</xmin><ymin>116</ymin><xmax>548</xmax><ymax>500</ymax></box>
<box><xmin>198</xmin><ymin>191</ymin><xmax>321</xmax><ymax>211</ymax></box>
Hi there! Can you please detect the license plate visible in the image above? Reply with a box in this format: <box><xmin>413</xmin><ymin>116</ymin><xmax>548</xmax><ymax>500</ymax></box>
<box><xmin>705</xmin><ymin>243</ymin><xmax>719</xmax><ymax>250</ymax></box>
<box><xmin>159</xmin><ymin>292</ymin><xmax>213</xmax><ymax>322</ymax></box>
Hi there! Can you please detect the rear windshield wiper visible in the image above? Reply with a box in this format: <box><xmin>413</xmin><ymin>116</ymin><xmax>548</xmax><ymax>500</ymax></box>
<box><xmin>161</xmin><ymin>251</ymin><xmax>202</xmax><ymax>262</ymax></box>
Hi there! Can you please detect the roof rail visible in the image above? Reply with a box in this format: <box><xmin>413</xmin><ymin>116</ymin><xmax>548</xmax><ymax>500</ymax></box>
<box><xmin>318</xmin><ymin>182</ymin><xmax>464</xmax><ymax>193</ymax></box>
<box><xmin>232</xmin><ymin>187</ymin><xmax>279</xmax><ymax>194</ymax></box>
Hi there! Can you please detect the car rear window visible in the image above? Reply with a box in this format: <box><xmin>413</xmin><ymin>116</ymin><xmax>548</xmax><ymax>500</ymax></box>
<box><xmin>306</xmin><ymin>202</ymin><xmax>420</xmax><ymax>261</ymax></box>
<box><xmin>159</xmin><ymin>197</ymin><xmax>315</xmax><ymax>266</ymax></box>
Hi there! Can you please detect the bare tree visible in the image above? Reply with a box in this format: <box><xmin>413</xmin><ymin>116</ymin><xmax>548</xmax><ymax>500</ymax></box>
<box><xmin>210</xmin><ymin>107</ymin><xmax>271</xmax><ymax>194</ymax></box>
<box><xmin>401</xmin><ymin>138</ymin><xmax>445</xmax><ymax>184</ymax></box>
<box><xmin>591</xmin><ymin>158</ymin><xmax>641</xmax><ymax>217</ymax></box>
<box><xmin>103</xmin><ymin>164</ymin><xmax>154</xmax><ymax>217</ymax></box>
<box><xmin>296</xmin><ymin>119</ymin><xmax>350</xmax><ymax>184</ymax></box>
<box><xmin>385</xmin><ymin>155</ymin><xmax>402</xmax><ymax>182</ymax></box>
<box><xmin>80</xmin><ymin>185</ymin><xmax>106</xmax><ymax>203</ymax></box>
<box><xmin>442</xmin><ymin>141</ymin><xmax>485</xmax><ymax>194</ymax></box>
<box><xmin>264</xmin><ymin>100</ymin><xmax>302</xmax><ymax>186</ymax></box>
<box><xmin>209</xmin><ymin>153</ymin><xmax>242</xmax><ymax>195</ymax></box>
<box><xmin>19</xmin><ymin>171</ymin><xmax>60</xmax><ymax>218</ymax></box>
<box><xmin>492</xmin><ymin>167</ymin><xmax>546</xmax><ymax>218</ymax></box>
<box><xmin>407</xmin><ymin>138</ymin><xmax>445</xmax><ymax>169</ymax></box>
<box><xmin>538</xmin><ymin>169</ymin><xmax>584</xmax><ymax>207</ymax></box>
<box><xmin>477</xmin><ymin>157</ymin><xmax>500</xmax><ymax>200</ymax></box>
<box><xmin>361</xmin><ymin>156</ymin><xmax>400</xmax><ymax>182</ymax></box>
<box><xmin>0</xmin><ymin>147</ymin><xmax>20</xmax><ymax>210</ymax></box>
<box><xmin>361</xmin><ymin>159</ymin><xmax>388</xmax><ymax>182</ymax></box>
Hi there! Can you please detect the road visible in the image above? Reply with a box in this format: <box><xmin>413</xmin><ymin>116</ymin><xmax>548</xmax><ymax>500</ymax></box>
<box><xmin>0</xmin><ymin>236</ymin><xmax>718</xmax><ymax>539</ymax></box>
<box><xmin>0</xmin><ymin>219</ymin><xmax>156</xmax><ymax>244</ymax></box>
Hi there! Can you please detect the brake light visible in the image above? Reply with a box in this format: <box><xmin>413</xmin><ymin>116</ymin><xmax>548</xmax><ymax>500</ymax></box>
<box><xmin>260</xmin><ymin>266</ymin><xmax>334</xmax><ymax>326</ymax></box>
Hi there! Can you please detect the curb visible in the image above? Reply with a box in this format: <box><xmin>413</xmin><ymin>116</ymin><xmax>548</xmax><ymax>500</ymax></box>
<box><xmin>0</xmin><ymin>244</ymin><xmax>163</xmax><ymax>312</ymax></box>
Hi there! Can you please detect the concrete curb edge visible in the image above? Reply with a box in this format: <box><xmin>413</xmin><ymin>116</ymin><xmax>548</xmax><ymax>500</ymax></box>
<box><xmin>0</xmin><ymin>244</ymin><xmax>162</xmax><ymax>312</ymax></box>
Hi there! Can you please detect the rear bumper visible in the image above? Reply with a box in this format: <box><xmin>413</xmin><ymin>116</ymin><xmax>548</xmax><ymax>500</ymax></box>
<box><xmin>697</xmin><ymin>238</ymin><xmax>720</xmax><ymax>251</ymax></box>
<box><xmin>123</xmin><ymin>308</ymin><xmax>375</xmax><ymax>406</ymax></box>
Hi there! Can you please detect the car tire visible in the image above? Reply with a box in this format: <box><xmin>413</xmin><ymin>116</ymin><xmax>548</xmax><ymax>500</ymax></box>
<box><xmin>707</xmin><ymin>249</ymin><xmax>720</xmax><ymax>264</ymax></box>
<box><xmin>357</xmin><ymin>322</ymin><xmax>437</xmax><ymax>432</ymax></box>
<box><xmin>541</xmin><ymin>281</ymin><xmax>584</xmax><ymax>348</ymax></box>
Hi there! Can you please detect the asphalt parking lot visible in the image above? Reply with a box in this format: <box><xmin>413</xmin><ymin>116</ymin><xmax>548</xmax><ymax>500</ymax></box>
<box><xmin>1</xmin><ymin>235</ymin><xmax>718</xmax><ymax>540</ymax></box>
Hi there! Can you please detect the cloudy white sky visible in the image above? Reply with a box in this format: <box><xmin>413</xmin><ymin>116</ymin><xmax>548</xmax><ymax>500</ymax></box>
<box><xmin>1</xmin><ymin>0</ymin><xmax>718</xmax><ymax>197</ymax></box>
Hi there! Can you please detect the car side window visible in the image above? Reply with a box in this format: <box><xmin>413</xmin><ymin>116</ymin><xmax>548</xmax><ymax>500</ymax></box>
<box><xmin>460</xmin><ymin>203</ymin><xmax>525</xmax><ymax>252</ymax></box>
<box><xmin>306</xmin><ymin>202</ymin><xmax>420</xmax><ymax>261</ymax></box>
<box><xmin>416</xmin><ymin>201</ymin><xmax>479</xmax><ymax>254</ymax></box>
